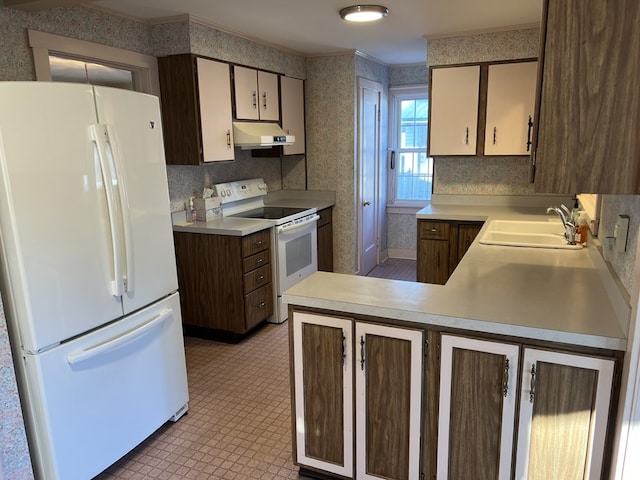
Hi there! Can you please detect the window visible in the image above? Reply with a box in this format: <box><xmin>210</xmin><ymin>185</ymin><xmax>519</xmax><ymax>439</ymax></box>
<box><xmin>28</xmin><ymin>30</ymin><xmax>159</xmax><ymax>95</ymax></box>
<box><xmin>388</xmin><ymin>86</ymin><xmax>431</xmax><ymax>205</ymax></box>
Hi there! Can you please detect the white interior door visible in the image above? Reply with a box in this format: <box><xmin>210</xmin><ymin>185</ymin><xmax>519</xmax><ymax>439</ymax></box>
<box><xmin>0</xmin><ymin>82</ymin><xmax>124</xmax><ymax>352</ymax></box>
<box><xmin>358</xmin><ymin>78</ymin><xmax>381</xmax><ymax>276</ymax></box>
<box><xmin>93</xmin><ymin>86</ymin><xmax>179</xmax><ymax>315</ymax></box>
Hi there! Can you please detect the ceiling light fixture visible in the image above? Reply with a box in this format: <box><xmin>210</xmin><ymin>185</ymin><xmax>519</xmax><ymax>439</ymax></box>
<box><xmin>339</xmin><ymin>5</ymin><xmax>389</xmax><ymax>22</ymax></box>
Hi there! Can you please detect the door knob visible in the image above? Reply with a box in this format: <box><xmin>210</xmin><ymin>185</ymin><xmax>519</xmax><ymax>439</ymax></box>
<box><xmin>363</xmin><ymin>200</ymin><xmax>371</xmax><ymax>207</ymax></box>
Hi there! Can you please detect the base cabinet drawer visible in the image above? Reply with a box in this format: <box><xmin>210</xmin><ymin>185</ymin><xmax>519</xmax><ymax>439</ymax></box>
<box><xmin>244</xmin><ymin>283</ymin><xmax>273</xmax><ymax>331</ymax></box>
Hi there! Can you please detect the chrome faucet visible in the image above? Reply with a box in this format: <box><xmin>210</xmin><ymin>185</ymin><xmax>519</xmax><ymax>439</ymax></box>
<box><xmin>547</xmin><ymin>205</ymin><xmax>577</xmax><ymax>244</ymax></box>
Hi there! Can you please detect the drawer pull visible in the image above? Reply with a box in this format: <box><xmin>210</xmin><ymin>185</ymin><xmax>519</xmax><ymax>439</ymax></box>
<box><xmin>258</xmin><ymin>275</ymin><xmax>264</xmax><ymax>281</ymax></box>
<box><xmin>431</xmin><ymin>228</ymin><xmax>438</xmax><ymax>232</ymax></box>
<box><xmin>257</xmin><ymin>258</ymin><xmax>264</xmax><ymax>263</ymax></box>
<box><xmin>258</xmin><ymin>302</ymin><xmax>266</xmax><ymax>308</ymax></box>
<box><xmin>255</xmin><ymin>240</ymin><xmax>263</xmax><ymax>247</ymax></box>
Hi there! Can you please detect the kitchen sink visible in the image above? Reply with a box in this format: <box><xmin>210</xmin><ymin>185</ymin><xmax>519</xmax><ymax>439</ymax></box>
<box><xmin>479</xmin><ymin>220</ymin><xmax>583</xmax><ymax>250</ymax></box>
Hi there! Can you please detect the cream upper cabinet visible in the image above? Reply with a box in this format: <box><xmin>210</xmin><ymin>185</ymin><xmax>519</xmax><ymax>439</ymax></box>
<box><xmin>280</xmin><ymin>76</ymin><xmax>305</xmax><ymax>155</ymax></box>
<box><xmin>428</xmin><ymin>65</ymin><xmax>480</xmax><ymax>156</ymax></box>
<box><xmin>158</xmin><ymin>54</ymin><xmax>234</xmax><ymax>165</ymax></box>
<box><xmin>196</xmin><ymin>58</ymin><xmax>235</xmax><ymax>162</ymax></box>
<box><xmin>484</xmin><ymin>61</ymin><xmax>538</xmax><ymax>156</ymax></box>
<box><xmin>233</xmin><ymin>66</ymin><xmax>279</xmax><ymax>121</ymax></box>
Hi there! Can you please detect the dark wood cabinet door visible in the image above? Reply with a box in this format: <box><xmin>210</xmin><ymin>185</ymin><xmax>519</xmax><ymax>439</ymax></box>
<box><xmin>456</xmin><ymin>223</ymin><xmax>483</xmax><ymax>263</ymax></box>
<box><xmin>417</xmin><ymin>239</ymin><xmax>449</xmax><ymax>284</ymax></box>
<box><xmin>438</xmin><ymin>335</ymin><xmax>519</xmax><ymax>480</ymax></box>
<box><xmin>356</xmin><ymin>323</ymin><xmax>423</xmax><ymax>480</ymax></box>
<box><xmin>534</xmin><ymin>0</ymin><xmax>640</xmax><ymax>193</ymax></box>
<box><xmin>291</xmin><ymin>312</ymin><xmax>353</xmax><ymax>477</ymax></box>
<box><xmin>317</xmin><ymin>208</ymin><xmax>334</xmax><ymax>272</ymax></box>
<box><xmin>516</xmin><ymin>349</ymin><xmax>615</xmax><ymax>480</ymax></box>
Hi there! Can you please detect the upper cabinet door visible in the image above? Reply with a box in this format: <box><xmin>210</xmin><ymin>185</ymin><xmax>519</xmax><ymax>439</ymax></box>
<box><xmin>234</xmin><ymin>66</ymin><xmax>259</xmax><ymax>120</ymax></box>
<box><xmin>196</xmin><ymin>58</ymin><xmax>235</xmax><ymax>162</ymax></box>
<box><xmin>533</xmin><ymin>0</ymin><xmax>640</xmax><ymax>193</ymax></box>
<box><xmin>258</xmin><ymin>70</ymin><xmax>279</xmax><ymax>121</ymax></box>
<box><xmin>429</xmin><ymin>65</ymin><xmax>480</xmax><ymax>156</ymax></box>
<box><xmin>158</xmin><ymin>55</ymin><xmax>234</xmax><ymax>164</ymax></box>
<box><xmin>484</xmin><ymin>61</ymin><xmax>538</xmax><ymax>156</ymax></box>
<box><xmin>281</xmin><ymin>76</ymin><xmax>305</xmax><ymax>155</ymax></box>
<box><xmin>234</xmin><ymin>66</ymin><xmax>280</xmax><ymax>121</ymax></box>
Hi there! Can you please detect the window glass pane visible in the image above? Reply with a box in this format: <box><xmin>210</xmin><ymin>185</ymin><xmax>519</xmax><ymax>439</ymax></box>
<box><xmin>49</xmin><ymin>55</ymin><xmax>134</xmax><ymax>90</ymax></box>
<box><xmin>391</xmin><ymin>89</ymin><xmax>430</xmax><ymax>203</ymax></box>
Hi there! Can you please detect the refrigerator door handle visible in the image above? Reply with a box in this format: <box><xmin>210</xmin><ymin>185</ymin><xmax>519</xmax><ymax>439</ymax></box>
<box><xmin>91</xmin><ymin>124</ymin><xmax>126</xmax><ymax>297</ymax></box>
<box><xmin>66</xmin><ymin>308</ymin><xmax>173</xmax><ymax>365</ymax></box>
<box><xmin>104</xmin><ymin>124</ymin><xmax>135</xmax><ymax>294</ymax></box>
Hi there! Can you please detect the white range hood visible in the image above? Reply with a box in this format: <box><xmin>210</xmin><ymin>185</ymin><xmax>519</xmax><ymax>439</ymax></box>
<box><xmin>232</xmin><ymin>121</ymin><xmax>295</xmax><ymax>149</ymax></box>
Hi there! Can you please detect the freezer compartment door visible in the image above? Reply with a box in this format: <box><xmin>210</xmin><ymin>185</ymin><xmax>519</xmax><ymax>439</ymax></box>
<box><xmin>22</xmin><ymin>292</ymin><xmax>188</xmax><ymax>480</ymax></box>
<box><xmin>93</xmin><ymin>86</ymin><xmax>179</xmax><ymax>314</ymax></box>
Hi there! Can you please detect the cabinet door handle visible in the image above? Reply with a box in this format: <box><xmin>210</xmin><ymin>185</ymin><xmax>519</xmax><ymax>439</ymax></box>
<box><xmin>342</xmin><ymin>334</ymin><xmax>347</xmax><ymax>366</ymax></box>
<box><xmin>436</xmin><ymin>251</ymin><xmax>440</xmax><ymax>268</ymax></box>
<box><xmin>493</xmin><ymin>126</ymin><xmax>497</xmax><ymax>145</ymax></box>
<box><xmin>360</xmin><ymin>335</ymin><xmax>366</xmax><ymax>371</ymax></box>
<box><xmin>529</xmin><ymin>362</ymin><xmax>537</xmax><ymax>403</ymax></box>
<box><xmin>503</xmin><ymin>358</ymin><xmax>510</xmax><ymax>397</ymax></box>
<box><xmin>526</xmin><ymin>115</ymin><xmax>534</xmax><ymax>152</ymax></box>
<box><xmin>262</xmin><ymin>91</ymin><xmax>267</xmax><ymax>110</ymax></box>
<box><xmin>252</xmin><ymin>91</ymin><xmax>257</xmax><ymax>109</ymax></box>
<box><xmin>226</xmin><ymin>130</ymin><xmax>231</xmax><ymax>149</ymax></box>
<box><xmin>465</xmin><ymin>127</ymin><xmax>469</xmax><ymax>145</ymax></box>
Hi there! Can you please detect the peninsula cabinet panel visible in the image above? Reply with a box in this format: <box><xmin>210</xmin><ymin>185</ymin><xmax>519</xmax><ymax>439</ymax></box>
<box><xmin>437</xmin><ymin>335</ymin><xmax>616</xmax><ymax>480</ymax></box>
<box><xmin>291</xmin><ymin>312</ymin><xmax>354</xmax><ymax>477</ymax></box>
<box><xmin>437</xmin><ymin>335</ymin><xmax>520</xmax><ymax>480</ymax></box>
<box><xmin>515</xmin><ymin>348</ymin><xmax>615</xmax><ymax>480</ymax></box>
<box><xmin>429</xmin><ymin>65</ymin><xmax>480</xmax><ymax>156</ymax></box>
<box><xmin>291</xmin><ymin>312</ymin><xmax>423</xmax><ymax>480</ymax></box>
<box><xmin>533</xmin><ymin>0</ymin><xmax>640</xmax><ymax>193</ymax></box>
<box><xmin>158</xmin><ymin>55</ymin><xmax>234</xmax><ymax>165</ymax></box>
<box><xmin>355</xmin><ymin>323</ymin><xmax>423</xmax><ymax>480</ymax></box>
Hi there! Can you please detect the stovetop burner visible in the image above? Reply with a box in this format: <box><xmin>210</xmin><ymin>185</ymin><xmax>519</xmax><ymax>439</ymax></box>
<box><xmin>230</xmin><ymin>206</ymin><xmax>309</xmax><ymax>220</ymax></box>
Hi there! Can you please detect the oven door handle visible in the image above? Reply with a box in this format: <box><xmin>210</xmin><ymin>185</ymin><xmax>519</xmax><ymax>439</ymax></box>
<box><xmin>277</xmin><ymin>214</ymin><xmax>320</xmax><ymax>233</ymax></box>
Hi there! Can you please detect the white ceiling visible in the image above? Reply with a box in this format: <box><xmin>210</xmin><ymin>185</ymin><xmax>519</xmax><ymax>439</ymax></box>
<box><xmin>92</xmin><ymin>0</ymin><xmax>543</xmax><ymax>65</ymax></box>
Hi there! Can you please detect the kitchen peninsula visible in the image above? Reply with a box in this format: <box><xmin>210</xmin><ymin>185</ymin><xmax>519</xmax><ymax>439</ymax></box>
<box><xmin>284</xmin><ymin>198</ymin><xmax>628</xmax><ymax>480</ymax></box>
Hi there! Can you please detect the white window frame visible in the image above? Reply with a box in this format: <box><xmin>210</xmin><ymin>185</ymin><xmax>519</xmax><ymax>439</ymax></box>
<box><xmin>28</xmin><ymin>30</ymin><xmax>159</xmax><ymax>95</ymax></box>
<box><xmin>387</xmin><ymin>84</ymin><xmax>430</xmax><ymax>210</ymax></box>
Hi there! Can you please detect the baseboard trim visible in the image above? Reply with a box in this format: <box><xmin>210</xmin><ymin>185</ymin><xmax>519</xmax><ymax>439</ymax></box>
<box><xmin>388</xmin><ymin>248</ymin><xmax>417</xmax><ymax>260</ymax></box>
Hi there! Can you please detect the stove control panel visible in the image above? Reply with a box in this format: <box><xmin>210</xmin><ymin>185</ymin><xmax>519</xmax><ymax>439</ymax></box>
<box><xmin>213</xmin><ymin>178</ymin><xmax>267</xmax><ymax>204</ymax></box>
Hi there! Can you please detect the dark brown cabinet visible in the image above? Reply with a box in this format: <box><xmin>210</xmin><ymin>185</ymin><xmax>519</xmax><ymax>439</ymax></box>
<box><xmin>532</xmin><ymin>0</ymin><xmax>640</xmax><ymax>193</ymax></box>
<box><xmin>317</xmin><ymin>207</ymin><xmax>334</xmax><ymax>272</ymax></box>
<box><xmin>417</xmin><ymin>220</ymin><xmax>483</xmax><ymax>284</ymax></box>
<box><xmin>173</xmin><ymin>229</ymin><xmax>273</xmax><ymax>340</ymax></box>
<box><xmin>158</xmin><ymin>54</ymin><xmax>234</xmax><ymax>165</ymax></box>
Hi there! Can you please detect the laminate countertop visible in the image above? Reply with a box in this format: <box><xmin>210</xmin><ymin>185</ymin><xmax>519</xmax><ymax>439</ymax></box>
<box><xmin>284</xmin><ymin>201</ymin><xmax>630</xmax><ymax>351</ymax></box>
<box><xmin>171</xmin><ymin>190</ymin><xmax>335</xmax><ymax>236</ymax></box>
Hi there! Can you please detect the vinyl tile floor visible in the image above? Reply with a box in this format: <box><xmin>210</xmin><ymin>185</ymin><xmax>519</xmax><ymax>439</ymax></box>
<box><xmin>95</xmin><ymin>323</ymin><xmax>307</xmax><ymax>480</ymax></box>
<box><xmin>96</xmin><ymin>259</ymin><xmax>416</xmax><ymax>480</ymax></box>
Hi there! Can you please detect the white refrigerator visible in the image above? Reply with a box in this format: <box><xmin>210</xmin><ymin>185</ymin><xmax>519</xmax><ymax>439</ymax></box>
<box><xmin>0</xmin><ymin>82</ymin><xmax>189</xmax><ymax>480</ymax></box>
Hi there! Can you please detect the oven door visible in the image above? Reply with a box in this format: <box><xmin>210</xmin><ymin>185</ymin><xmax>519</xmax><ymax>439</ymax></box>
<box><xmin>277</xmin><ymin>215</ymin><xmax>319</xmax><ymax>295</ymax></box>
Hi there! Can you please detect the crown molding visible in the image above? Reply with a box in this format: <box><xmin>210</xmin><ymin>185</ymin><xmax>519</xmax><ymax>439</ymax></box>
<box><xmin>424</xmin><ymin>22</ymin><xmax>540</xmax><ymax>41</ymax></box>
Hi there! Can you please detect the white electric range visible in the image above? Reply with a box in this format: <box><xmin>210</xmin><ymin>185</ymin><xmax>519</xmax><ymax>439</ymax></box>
<box><xmin>214</xmin><ymin>178</ymin><xmax>319</xmax><ymax>323</ymax></box>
